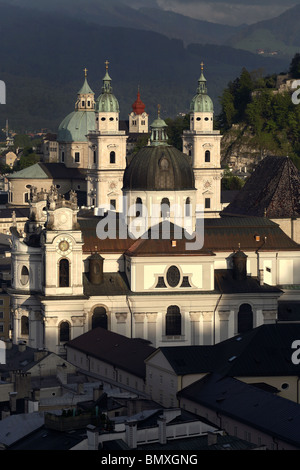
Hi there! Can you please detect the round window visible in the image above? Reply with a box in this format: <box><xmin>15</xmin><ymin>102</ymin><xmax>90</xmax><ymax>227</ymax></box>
<box><xmin>166</xmin><ymin>265</ymin><xmax>180</xmax><ymax>288</ymax></box>
<box><xmin>281</xmin><ymin>383</ymin><xmax>289</xmax><ymax>390</ymax></box>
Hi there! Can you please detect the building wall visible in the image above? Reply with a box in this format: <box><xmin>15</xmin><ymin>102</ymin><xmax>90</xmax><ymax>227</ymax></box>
<box><xmin>0</xmin><ymin>291</ymin><xmax>10</xmax><ymax>340</ymax></box>
<box><xmin>272</xmin><ymin>218</ymin><xmax>300</xmax><ymax>244</ymax></box>
<box><xmin>66</xmin><ymin>346</ymin><xmax>146</xmax><ymax>394</ymax></box>
<box><xmin>179</xmin><ymin>396</ymin><xmax>298</xmax><ymax>450</ymax></box>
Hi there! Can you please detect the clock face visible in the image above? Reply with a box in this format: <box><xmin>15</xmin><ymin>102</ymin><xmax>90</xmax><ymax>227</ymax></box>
<box><xmin>59</xmin><ymin>240</ymin><xmax>69</xmax><ymax>252</ymax></box>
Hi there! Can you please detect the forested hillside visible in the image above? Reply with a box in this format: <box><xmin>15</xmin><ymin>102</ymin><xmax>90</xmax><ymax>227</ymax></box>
<box><xmin>0</xmin><ymin>2</ymin><xmax>289</xmax><ymax>135</ymax></box>
<box><xmin>217</xmin><ymin>55</ymin><xmax>300</xmax><ymax>170</ymax></box>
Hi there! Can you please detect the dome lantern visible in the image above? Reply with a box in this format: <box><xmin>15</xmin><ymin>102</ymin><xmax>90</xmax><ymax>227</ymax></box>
<box><xmin>149</xmin><ymin>104</ymin><xmax>169</xmax><ymax>147</ymax></box>
<box><xmin>95</xmin><ymin>60</ymin><xmax>119</xmax><ymax>113</ymax></box>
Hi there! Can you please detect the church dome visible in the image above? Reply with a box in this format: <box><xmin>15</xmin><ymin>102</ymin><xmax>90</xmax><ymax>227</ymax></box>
<box><xmin>95</xmin><ymin>64</ymin><xmax>119</xmax><ymax>113</ymax></box>
<box><xmin>57</xmin><ymin>71</ymin><xmax>96</xmax><ymax>142</ymax></box>
<box><xmin>190</xmin><ymin>64</ymin><xmax>213</xmax><ymax>113</ymax></box>
<box><xmin>123</xmin><ymin>145</ymin><xmax>195</xmax><ymax>191</ymax></box>
<box><xmin>57</xmin><ymin>111</ymin><xmax>96</xmax><ymax>142</ymax></box>
<box><xmin>123</xmin><ymin>109</ymin><xmax>194</xmax><ymax>191</ymax></box>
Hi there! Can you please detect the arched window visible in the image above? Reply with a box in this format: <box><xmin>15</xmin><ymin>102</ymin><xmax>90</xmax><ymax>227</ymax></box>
<box><xmin>20</xmin><ymin>266</ymin><xmax>29</xmax><ymax>285</ymax></box>
<box><xmin>110</xmin><ymin>151</ymin><xmax>116</xmax><ymax>164</ymax></box>
<box><xmin>205</xmin><ymin>150</ymin><xmax>210</xmax><ymax>162</ymax></box>
<box><xmin>185</xmin><ymin>197</ymin><xmax>191</xmax><ymax>217</ymax></box>
<box><xmin>135</xmin><ymin>197</ymin><xmax>143</xmax><ymax>217</ymax></box>
<box><xmin>237</xmin><ymin>304</ymin><xmax>253</xmax><ymax>333</ymax></box>
<box><xmin>166</xmin><ymin>306</ymin><xmax>181</xmax><ymax>336</ymax></box>
<box><xmin>92</xmin><ymin>307</ymin><xmax>108</xmax><ymax>330</ymax></box>
<box><xmin>21</xmin><ymin>315</ymin><xmax>29</xmax><ymax>336</ymax></box>
<box><xmin>59</xmin><ymin>321</ymin><xmax>70</xmax><ymax>342</ymax></box>
<box><xmin>59</xmin><ymin>259</ymin><xmax>69</xmax><ymax>287</ymax></box>
<box><xmin>161</xmin><ymin>198</ymin><xmax>170</xmax><ymax>219</ymax></box>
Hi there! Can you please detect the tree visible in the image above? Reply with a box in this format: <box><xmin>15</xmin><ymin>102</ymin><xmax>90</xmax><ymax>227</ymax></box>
<box><xmin>165</xmin><ymin>114</ymin><xmax>189</xmax><ymax>150</ymax></box>
<box><xmin>289</xmin><ymin>53</ymin><xmax>300</xmax><ymax>78</ymax></box>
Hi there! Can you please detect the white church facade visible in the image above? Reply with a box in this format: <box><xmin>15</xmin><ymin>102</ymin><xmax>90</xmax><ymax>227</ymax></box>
<box><xmin>7</xmin><ymin>63</ymin><xmax>300</xmax><ymax>354</ymax></box>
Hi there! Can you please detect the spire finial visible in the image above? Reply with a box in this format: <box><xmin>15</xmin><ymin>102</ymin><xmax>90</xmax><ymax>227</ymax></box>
<box><xmin>105</xmin><ymin>60</ymin><xmax>109</xmax><ymax>71</ymax></box>
<box><xmin>158</xmin><ymin>103</ymin><xmax>161</xmax><ymax>117</ymax></box>
<box><xmin>201</xmin><ymin>61</ymin><xmax>204</xmax><ymax>72</ymax></box>
<box><xmin>84</xmin><ymin>67</ymin><xmax>88</xmax><ymax>78</ymax></box>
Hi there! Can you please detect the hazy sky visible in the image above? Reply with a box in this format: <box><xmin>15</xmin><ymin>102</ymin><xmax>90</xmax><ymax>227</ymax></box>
<box><xmin>126</xmin><ymin>0</ymin><xmax>299</xmax><ymax>25</ymax></box>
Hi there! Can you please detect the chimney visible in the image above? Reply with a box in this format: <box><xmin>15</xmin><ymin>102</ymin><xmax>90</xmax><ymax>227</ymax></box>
<box><xmin>232</xmin><ymin>249</ymin><xmax>247</xmax><ymax>281</ymax></box>
<box><xmin>89</xmin><ymin>253</ymin><xmax>104</xmax><ymax>285</ymax></box>
<box><xmin>34</xmin><ymin>349</ymin><xmax>48</xmax><ymax>362</ymax></box>
<box><xmin>56</xmin><ymin>364</ymin><xmax>68</xmax><ymax>385</ymax></box>
<box><xmin>5</xmin><ymin>340</ymin><xmax>12</xmax><ymax>350</ymax></box>
<box><xmin>86</xmin><ymin>424</ymin><xmax>99</xmax><ymax>451</ymax></box>
<box><xmin>18</xmin><ymin>341</ymin><xmax>26</xmax><ymax>353</ymax></box>
<box><xmin>207</xmin><ymin>431</ymin><xmax>218</xmax><ymax>446</ymax></box>
<box><xmin>93</xmin><ymin>385</ymin><xmax>104</xmax><ymax>402</ymax></box>
<box><xmin>9</xmin><ymin>392</ymin><xmax>17</xmax><ymax>412</ymax></box>
<box><xmin>125</xmin><ymin>421</ymin><xmax>137</xmax><ymax>449</ymax></box>
<box><xmin>157</xmin><ymin>416</ymin><xmax>167</xmax><ymax>445</ymax></box>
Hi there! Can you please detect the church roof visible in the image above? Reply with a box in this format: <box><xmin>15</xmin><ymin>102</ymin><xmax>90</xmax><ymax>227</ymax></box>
<box><xmin>123</xmin><ymin>145</ymin><xmax>195</xmax><ymax>191</ymax></box>
<box><xmin>95</xmin><ymin>63</ymin><xmax>119</xmax><ymax>113</ymax></box>
<box><xmin>190</xmin><ymin>66</ymin><xmax>213</xmax><ymax>113</ymax></box>
<box><xmin>222</xmin><ymin>156</ymin><xmax>300</xmax><ymax>219</ymax></box>
<box><xmin>132</xmin><ymin>89</ymin><xmax>146</xmax><ymax>115</ymax></box>
<box><xmin>77</xmin><ymin>77</ymin><xmax>94</xmax><ymax>95</ymax></box>
<box><xmin>57</xmin><ymin>110</ymin><xmax>96</xmax><ymax>142</ymax></box>
<box><xmin>8</xmin><ymin>163</ymin><xmax>85</xmax><ymax>180</ymax></box>
<box><xmin>78</xmin><ymin>215</ymin><xmax>300</xmax><ymax>256</ymax></box>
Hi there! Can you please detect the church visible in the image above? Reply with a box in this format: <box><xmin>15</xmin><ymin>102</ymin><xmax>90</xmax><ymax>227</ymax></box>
<box><xmin>7</xmin><ymin>62</ymin><xmax>300</xmax><ymax>355</ymax></box>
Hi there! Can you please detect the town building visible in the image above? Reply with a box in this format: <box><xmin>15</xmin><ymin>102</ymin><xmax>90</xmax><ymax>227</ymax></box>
<box><xmin>5</xmin><ymin>62</ymin><xmax>300</xmax><ymax>355</ymax></box>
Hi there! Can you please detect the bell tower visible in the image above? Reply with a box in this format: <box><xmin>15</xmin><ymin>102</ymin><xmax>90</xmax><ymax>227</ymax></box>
<box><xmin>87</xmin><ymin>61</ymin><xmax>127</xmax><ymax>213</ymax></box>
<box><xmin>129</xmin><ymin>87</ymin><xmax>148</xmax><ymax>134</ymax></box>
<box><xmin>42</xmin><ymin>189</ymin><xmax>83</xmax><ymax>297</ymax></box>
<box><xmin>182</xmin><ymin>63</ymin><xmax>223</xmax><ymax>217</ymax></box>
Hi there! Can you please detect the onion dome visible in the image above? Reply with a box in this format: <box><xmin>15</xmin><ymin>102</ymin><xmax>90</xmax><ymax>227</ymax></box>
<box><xmin>190</xmin><ymin>62</ymin><xmax>213</xmax><ymax>113</ymax></box>
<box><xmin>132</xmin><ymin>88</ymin><xmax>146</xmax><ymax>115</ymax></box>
<box><xmin>123</xmin><ymin>106</ymin><xmax>195</xmax><ymax>191</ymax></box>
<box><xmin>95</xmin><ymin>60</ymin><xmax>119</xmax><ymax>113</ymax></box>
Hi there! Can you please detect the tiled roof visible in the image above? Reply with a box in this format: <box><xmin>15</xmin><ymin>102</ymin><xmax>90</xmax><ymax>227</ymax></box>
<box><xmin>79</xmin><ymin>215</ymin><xmax>300</xmax><ymax>255</ymax></box>
<box><xmin>215</xmin><ymin>269</ymin><xmax>282</xmax><ymax>294</ymax></box>
<box><xmin>158</xmin><ymin>323</ymin><xmax>300</xmax><ymax>377</ymax></box>
<box><xmin>178</xmin><ymin>373</ymin><xmax>300</xmax><ymax>448</ymax></box>
<box><xmin>222</xmin><ymin>156</ymin><xmax>300</xmax><ymax>218</ymax></box>
<box><xmin>66</xmin><ymin>327</ymin><xmax>155</xmax><ymax>379</ymax></box>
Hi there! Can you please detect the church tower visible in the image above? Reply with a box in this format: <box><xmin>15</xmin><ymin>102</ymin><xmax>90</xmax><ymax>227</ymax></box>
<box><xmin>87</xmin><ymin>61</ymin><xmax>127</xmax><ymax>213</ymax></box>
<box><xmin>57</xmin><ymin>69</ymin><xmax>96</xmax><ymax>169</ymax></box>
<box><xmin>10</xmin><ymin>187</ymin><xmax>86</xmax><ymax>355</ymax></box>
<box><xmin>182</xmin><ymin>63</ymin><xmax>223</xmax><ymax>217</ymax></box>
<box><xmin>129</xmin><ymin>88</ymin><xmax>148</xmax><ymax>134</ymax></box>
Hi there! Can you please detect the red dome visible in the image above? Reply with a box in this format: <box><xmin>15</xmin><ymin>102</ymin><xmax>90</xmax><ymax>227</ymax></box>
<box><xmin>132</xmin><ymin>90</ymin><xmax>145</xmax><ymax>115</ymax></box>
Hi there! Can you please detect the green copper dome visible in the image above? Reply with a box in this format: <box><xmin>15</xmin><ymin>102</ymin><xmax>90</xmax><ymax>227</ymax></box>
<box><xmin>95</xmin><ymin>65</ymin><xmax>119</xmax><ymax>113</ymax></box>
<box><xmin>149</xmin><ymin>106</ymin><xmax>169</xmax><ymax>146</ymax></box>
<box><xmin>57</xmin><ymin>71</ymin><xmax>96</xmax><ymax>142</ymax></box>
<box><xmin>190</xmin><ymin>66</ymin><xmax>214</xmax><ymax>113</ymax></box>
<box><xmin>57</xmin><ymin>110</ymin><xmax>96</xmax><ymax>142</ymax></box>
